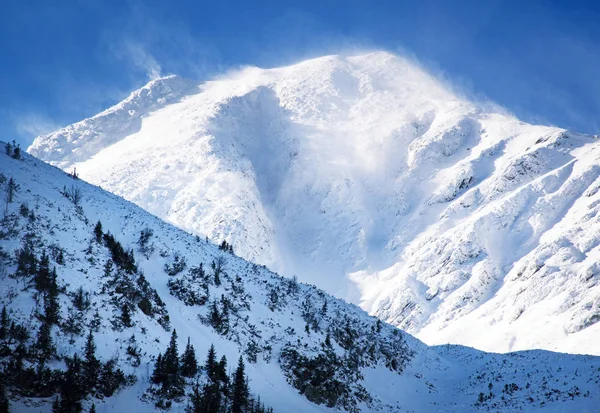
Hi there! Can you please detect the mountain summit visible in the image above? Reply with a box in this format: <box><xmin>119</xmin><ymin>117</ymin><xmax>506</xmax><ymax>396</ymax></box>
<box><xmin>29</xmin><ymin>51</ymin><xmax>600</xmax><ymax>355</ymax></box>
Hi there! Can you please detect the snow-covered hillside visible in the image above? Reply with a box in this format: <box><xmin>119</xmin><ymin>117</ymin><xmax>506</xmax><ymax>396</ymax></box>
<box><xmin>4</xmin><ymin>143</ymin><xmax>600</xmax><ymax>412</ymax></box>
<box><xmin>29</xmin><ymin>51</ymin><xmax>600</xmax><ymax>355</ymax></box>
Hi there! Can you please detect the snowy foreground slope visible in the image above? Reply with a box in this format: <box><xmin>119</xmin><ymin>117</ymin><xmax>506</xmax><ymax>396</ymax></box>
<box><xmin>3</xmin><ymin>147</ymin><xmax>600</xmax><ymax>412</ymax></box>
<box><xmin>29</xmin><ymin>51</ymin><xmax>600</xmax><ymax>355</ymax></box>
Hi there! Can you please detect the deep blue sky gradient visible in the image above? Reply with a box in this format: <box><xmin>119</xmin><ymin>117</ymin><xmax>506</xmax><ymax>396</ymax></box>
<box><xmin>2</xmin><ymin>0</ymin><xmax>599</xmax><ymax>147</ymax></box>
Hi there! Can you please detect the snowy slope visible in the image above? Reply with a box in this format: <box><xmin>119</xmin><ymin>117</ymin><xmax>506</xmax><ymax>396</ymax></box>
<box><xmin>4</xmin><ymin>145</ymin><xmax>600</xmax><ymax>412</ymax></box>
<box><xmin>29</xmin><ymin>51</ymin><xmax>600</xmax><ymax>355</ymax></box>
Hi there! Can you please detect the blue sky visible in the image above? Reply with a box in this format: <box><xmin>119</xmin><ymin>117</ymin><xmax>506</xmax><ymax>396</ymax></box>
<box><xmin>2</xmin><ymin>0</ymin><xmax>599</xmax><ymax>148</ymax></box>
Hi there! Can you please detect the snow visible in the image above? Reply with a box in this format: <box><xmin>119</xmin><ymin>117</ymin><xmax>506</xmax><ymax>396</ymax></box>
<box><xmin>4</xmin><ymin>145</ymin><xmax>600</xmax><ymax>411</ymax></box>
<box><xmin>28</xmin><ymin>50</ymin><xmax>600</xmax><ymax>358</ymax></box>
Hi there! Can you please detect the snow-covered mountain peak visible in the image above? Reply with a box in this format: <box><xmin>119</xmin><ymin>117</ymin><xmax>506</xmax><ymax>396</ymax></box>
<box><xmin>28</xmin><ymin>51</ymin><xmax>600</xmax><ymax>356</ymax></box>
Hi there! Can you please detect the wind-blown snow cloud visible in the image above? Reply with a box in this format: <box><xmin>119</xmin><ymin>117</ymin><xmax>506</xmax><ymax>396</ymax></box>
<box><xmin>11</xmin><ymin>112</ymin><xmax>62</xmax><ymax>143</ymax></box>
<box><xmin>111</xmin><ymin>40</ymin><xmax>162</xmax><ymax>80</ymax></box>
<box><xmin>102</xmin><ymin>1</ymin><xmax>220</xmax><ymax>82</ymax></box>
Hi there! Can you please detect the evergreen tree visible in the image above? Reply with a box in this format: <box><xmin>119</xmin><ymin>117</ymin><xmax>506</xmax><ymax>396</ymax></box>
<box><xmin>56</xmin><ymin>249</ymin><xmax>64</xmax><ymax>265</ymax></box>
<box><xmin>35</xmin><ymin>250</ymin><xmax>51</xmax><ymax>292</ymax></box>
<box><xmin>324</xmin><ymin>332</ymin><xmax>332</xmax><ymax>347</ymax></box>
<box><xmin>83</xmin><ymin>331</ymin><xmax>100</xmax><ymax>392</ymax></box>
<box><xmin>162</xmin><ymin>329</ymin><xmax>183</xmax><ymax>396</ymax></box>
<box><xmin>36</xmin><ymin>320</ymin><xmax>54</xmax><ymax>362</ymax></box>
<box><xmin>96</xmin><ymin>359</ymin><xmax>126</xmax><ymax>398</ymax></box>
<box><xmin>10</xmin><ymin>141</ymin><xmax>21</xmax><ymax>160</ymax></box>
<box><xmin>0</xmin><ymin>381</ymin><xmax>9</xmax><ymax>413</ymax></box>
<box><xmin>151</xmin><ymin>330</ymin><xmax>184</xmax><ymax>399</ymax></box>
<box><xmin>267</xmin><ymin>289</ymin><xmax>279</xmax><ymax>311</ymax></box>
<box><xmin>208</xmin><ymin>301</ymin><xmax>221</xmax><ymax>332</ymax></box>
<box><xmin>120</xmin><ymin>304</ymin><xmax>132</xmax><ymax>328</ymax></box>
<box><xmin>199</xmin><ymin>353</ymin><xmax>229</xmax><ymax>412</ymax></box>
<box><xmin>43</xmin><ymin>267</ymin><xmax>60</xmax><ymax>325</ymax></box>
<box><xmin>60</xmin><ymin>354</ymin><xmax>84</xmax><ymax>413</ymax></box>
<box><xmin>151</xmin><ymin>353</ymin><xmax>165</xmax><ymax>384</ymax></box>
<box><xmin>0</xmin><ymin>306</ymin><xmax>9</xmax><ymax>340</ymax></box>
<box><xmin>88</xmin><ymin>404</ymin><xmax>96</xmax><ymax>413</ymax></box>
<box><xmin>73</xmin><ymin>287</ymin><xmax>90</xmax><ymax>312</ymax></box>
<box><xmin>320</xmin><ymin>300</ymin><xmax>328</xmax><ymax>316</ymax></box>
<box><xmin>213</xmin><ymin>268</ymin><xmax>221</xmax><ymax>286</ymax></box>
<box><xmin>219</xmin><ymin>295</ymin><xmax>230</xmax><ymax>334</ymax></box>
<box><xmin>231</xmin><ymin>356</ymin><xmax>249</xmax><ymax>413</ymax></box>
<box><xmin>205</xmin><ymin>344</ymin><xmax>217</xmax><ymax>382</ymax></box>
<box><xmin>4</xmin><ymin>142</ymin><xmax>12</xmax><ymax>156</ymax></box>
<box><xmin>51</xmin><ymin>396</ymin><xmax>61</xmax><ymax>413</ymax></box>
<box><xmin>217</xmin><ymin>355</ymin><xmax>229</xmax><ymax>396</ymax></box>
<box><xmin>188</xmin><ymin>383</ymin><xmax>202</xmax><ymax>413</ymax></box>
<box><xmin>6</xmin><ymin>178</ymin><xmax>17</xmax><ymax>204</ymax></box>
<box><xmin>90</xmin><ymin>309</ymin><xmax>102</xmax><ymax>332</ymax></box>
<box><xmin>16</xmin><ymin>241</ymin><xmax>36</xmax><ymax>277</ymax></box>
<box><xmin>181</xmin><ymin>337</ymin><xmax>198</xmax><ymax>378</ymax></box>
<box><xmin>201</xmin><ymin>380</ymin><xmax>221</xmax><ymax>413</ymax></box>
<box><xmin>125</xmin><ymin>334</ymin><xmax>141</xmax><ymax>367</ymax></box>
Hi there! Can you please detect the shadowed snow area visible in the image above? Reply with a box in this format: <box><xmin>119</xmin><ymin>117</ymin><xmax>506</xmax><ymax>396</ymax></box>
<box><xmin>29</xmin><ymin>51</ymin><xmax>600</xmax><ymax>355</ymax></box>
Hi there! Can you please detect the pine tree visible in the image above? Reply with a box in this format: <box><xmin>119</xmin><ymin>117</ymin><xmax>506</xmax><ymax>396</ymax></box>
<box><xmin>60</xmin><ymin>354</ymin><xmax>84</xmax><ymax>413</ymax></box>
<box><xmin>320</xmin><ymin>300</ymin><xmax>328</xmax><ymax>316</ymax></box>
<box><xmin>325</xmin><ymin>332</ymin><xmax>332</xmax><ymax>347</ymax></box>
<box><xmin>73</xmin><ymin>287</ymin><xmax>90</xmax><ymax>312</ymax></box>
<box><xmin>208</xmin><ymin>301</ymin><xmax>221</xmax><ymax>331</ymax></box>
<box><xmin>51</xmin><ymin>396</ymin><xmax>61</xmax><ymax>413</ymax></box>
<box><xmin>126</xmin><ymin>334</ymin><xmax>141</xmax><ymax>367</ymax></box>
<box><xmin>198</xmin><ymin>345</ymin><xmax>221</xmax><ymax>412</ymax></box>
<box><xmin>205</xmin><ymin>344</ymin><xmax>217</xmax><ymax>382</ymax></box>
<box><xmin>94</xmin><ymin>221</ymin><xmax>103</xmax><ymax>243</ymax></box>
<box><xmin>120</xmin><ymin>304</ymin><xmax>132</xmax><ymax>328</ymax></box>
<box><xmin>16</xmin><ymin>241</ymin><xmax>36</xmax><ymax>277</ymax></box>
<box><xmin>162</xmin><ymin>329</ymin><xmax>183</xmax><ymax>397</ymax></box>
<box><xmin>83</xmin><ymin>331</ymin><xmax>100</xmax><ymax>392</ymax></box>
<box><xmin>6</xmin><ymin>178</ymin><xmax>17</xmax><ymax>204</ymax></box>
<box><xmin>0</xmin><ymin>381</ymin><xmax>9</xmax><ymax>413</ymax></box>
<box><xmin>10</xmin><ymin>141</ymin><xmax>20</xmax><ymax>160</ymax></box>
<box><xmin>56</xmin><ymin>249</ymin><xmax>65</xmax><ymax>265</ymax></box>
<box><xmin>35</xmin><ymin>250</ymin><xmax>51</xmax><ymax>292</ymax></box>
<box><xmin>43</xmin><ymin>267</ymin><xmax>60</xmax><ymax>325</ymax></box>
<box><xmin>231</xmin><ymin>356</ymin><xmax>249</xmax><ymax>413</ymax></box>
<box><xmin>88</xmin><ymin>404</ymin><xmax>96</xmax><ymax>413</ymax></box>
<box><xmin>267</xmin><ymin>289</ymin><xmax>278</xmax><ymax>311</ymax></box>
<box><xmin>151</xmin><ymin>353</ymin><xmax>165</xmax><ymax>384</ymax></box>
<box><xmin>213</xmin><ymin>268</ymin><xmax>221</xmax><ymax>286</ymax></box>
<box><xmin>4</xmin><ymin>142</ymin><xmax>12</xmax><ymax>156</ymax></box>
<box><xmin>217</xmin><ymin>355</ymin><xmax>229</xmax><ymax>396</ymax></box>
<box><xmin>219</xmin><ymin>295</ymin><xmax>230</xmax><ymax>334</ymax></box>
<box><xmin>90</xmin><ymin>309</ymin><xmax>102</xmax><ymax>332</ymax></box>
<box><xmin>36</xmin><ymin>320</ymin><xmax>54</xmax><ymax>362</ymax></box>
<box><xmin>188</xmin><ymin>383</ymin><xmax>202</xmax><ymax>413</ymax></box>
<box><xmin>0</xmin><ymin>306</ymin><xmax>9</xmax><ymax>340</ymax></box>
<box><xmin>201</xmin><ymin>380</ymin><xmax>221</xmax><ymax>413</ymax></box>
<box><xmin>97</xmin><ymin>358</ymin><xmax>126</xmax><ymax>398</ymax></box>
<box><xmin>181</xmin><ymin>337</ymin><xmax>198</xmax><ymax>378</ymax></box>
